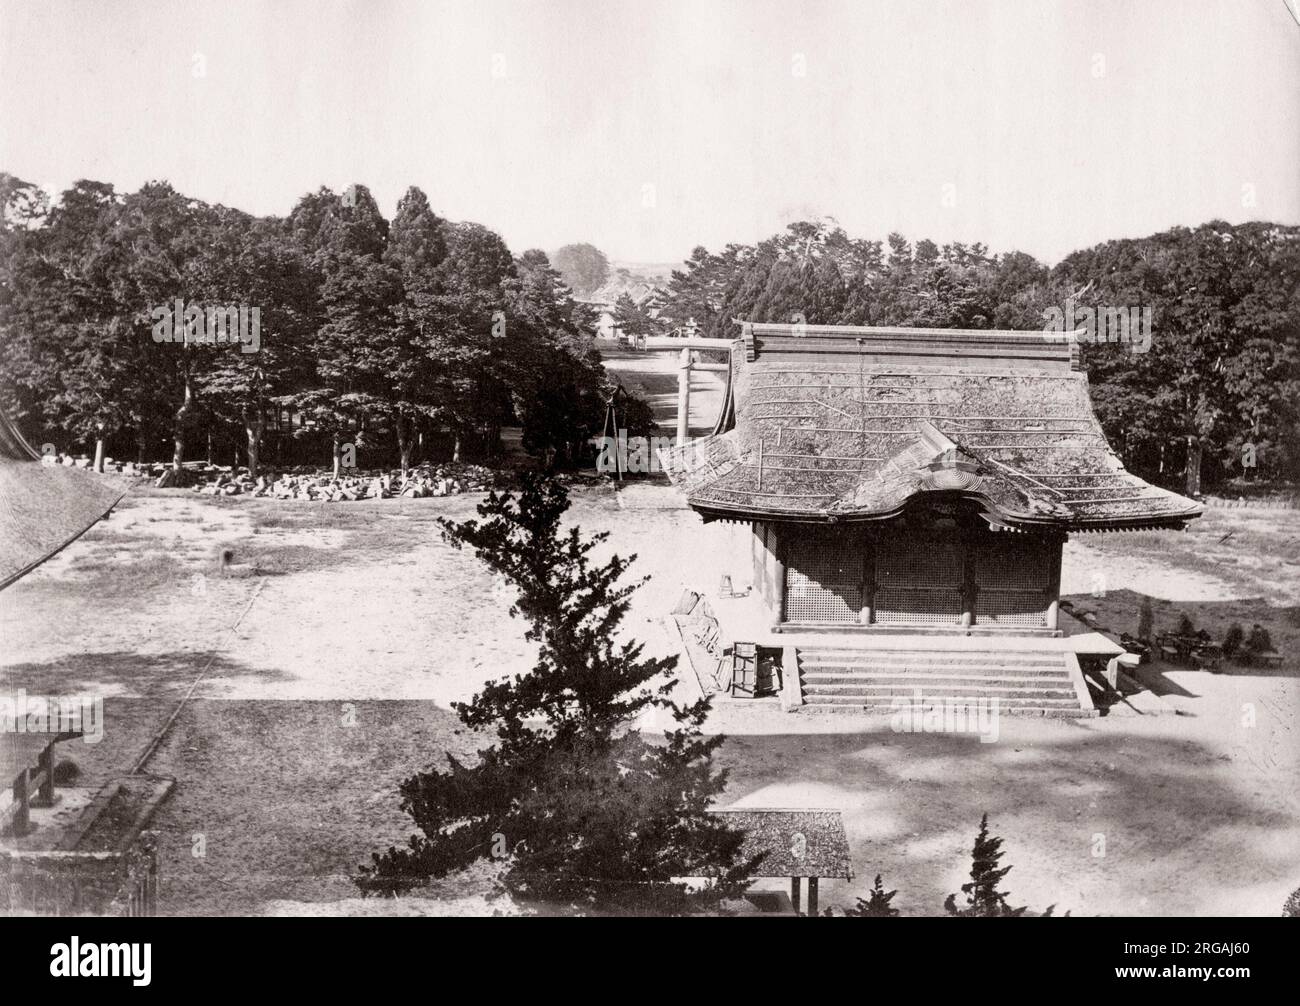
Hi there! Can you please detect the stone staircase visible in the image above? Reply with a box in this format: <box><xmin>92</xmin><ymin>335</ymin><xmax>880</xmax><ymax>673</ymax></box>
<box><xmin>796</xmin><ymin>645</ymin><xmax>1096</xmax><ymax>717</ymax></box>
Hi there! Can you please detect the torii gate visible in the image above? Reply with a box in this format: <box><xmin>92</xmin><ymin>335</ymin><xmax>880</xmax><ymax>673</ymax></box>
<box><xmin>641</xmin><ymin>336</ymin><xmax>735</xmax><ymax>445</ymax></box>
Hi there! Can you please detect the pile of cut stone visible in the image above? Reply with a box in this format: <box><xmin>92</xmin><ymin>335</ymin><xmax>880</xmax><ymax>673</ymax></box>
<box><xmin>186</xmin><ymin>462</ymin><xmax>500</xmax><ymax>501</ymax></box>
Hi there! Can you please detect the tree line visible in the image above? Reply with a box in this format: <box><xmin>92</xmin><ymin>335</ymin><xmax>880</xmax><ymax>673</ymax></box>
<box><xmin>3</xmin><ymin>178</ymin><xmax>1296</xmax><ymax>493</ymax></box>
<box><xmin>0</xmin><ymin>174</ymin><xmax>610</xmax><ymax>476</ymax></box>
<box><xmin>650</xmin><ymin>219</ymin><xmax>1300</xmax><ymax>494</ymax></box>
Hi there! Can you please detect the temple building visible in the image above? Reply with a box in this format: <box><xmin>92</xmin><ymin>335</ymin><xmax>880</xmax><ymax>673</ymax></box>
<box><xmin>661</xmin><ymin>323</ymin><xmax>1202</xmax><ymax>716</ymax></box>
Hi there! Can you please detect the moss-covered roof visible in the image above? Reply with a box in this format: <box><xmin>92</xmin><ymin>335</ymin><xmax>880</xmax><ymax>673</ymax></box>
<box><xmin>0</xmin><ymin>411</ymin><xmax>125</xmax><ymax>590</ymax></box>
<box><xmin>660</xmin><ymin>324</ymin><xmax>1202</xmax><ymax>532</ymax></box>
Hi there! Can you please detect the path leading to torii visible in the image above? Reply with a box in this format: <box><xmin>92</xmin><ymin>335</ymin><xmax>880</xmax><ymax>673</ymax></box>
<box><xmin>597</xmin><ymin>343</ymin><xmax>728</xmax><ymax>439</ymax></box>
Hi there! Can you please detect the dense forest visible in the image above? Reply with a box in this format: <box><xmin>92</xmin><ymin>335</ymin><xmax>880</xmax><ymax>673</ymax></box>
<box><xmin>2</xmin><ymin>176</ymin><xmax>1297</xmax><ymax>494</ymax></box>
<box><xmin>0</xmin><ymin>174</ymin><xmax>606</xmax><ymax>476</ymax></box>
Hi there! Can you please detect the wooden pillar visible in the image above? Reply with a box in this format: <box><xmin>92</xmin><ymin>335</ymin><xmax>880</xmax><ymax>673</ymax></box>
<box><xmin>676</xmin><ymin>347</ymin><xmax>691</xmax><ymax>446</ymax></box>
<box><xmin>860</xmin><ymin>542</ymin><xmax>873</xmax><ymax>625</ymax></box>
<box><xmin>1046</xmin><ymin>539</ymin><xmax>1063</xmax><ymax>633</ymax></box>
<box><xmin>807</xmin><ymin>876</ymin><xmax>819</xmax><ymax>916</ymax></box>
<box><xmin>12</xmin><ymin>767</ymin><xmax>30</xmax><ymax>834</ymax></box>
<box><xmin>961</xmin><ymin>549</ymin><xmax>975</xmax><ymax>629</ymax></box>
<box><xmin>34</xmin><ymin>741</ymin><xmax>56</xmax><ymax>807</ymax></box>
<box><xmin>772</xmin><ymin>527</ymin><xmax>787</xmax><ymax>626</ymax></box>
<box><xmin>790</xmin><ymin>876</ymin><xmax>802</xmax><ymax>915</ymax></box>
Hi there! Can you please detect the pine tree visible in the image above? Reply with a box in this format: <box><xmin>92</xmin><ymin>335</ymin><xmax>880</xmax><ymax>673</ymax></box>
<box><xmin>944</xmin><ymin>814</ymin><xmax>1027</xmax><ymax>917</ymax></box>
<box><xmin>358</xmin><ymin>473</ymin><xmax>757</xmax><ymax>912</ymax></box>
<box><xmin>844</xmin><ymin>874</ymin><xmax>900</xmax><ymax>917</ymax></box>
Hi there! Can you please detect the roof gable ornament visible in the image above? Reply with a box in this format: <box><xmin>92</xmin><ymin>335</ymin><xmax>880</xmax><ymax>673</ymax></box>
<box><xmin>911</xmin><ymin>421</ymin><xmax>985</xmax><ymax>492</ymax></box>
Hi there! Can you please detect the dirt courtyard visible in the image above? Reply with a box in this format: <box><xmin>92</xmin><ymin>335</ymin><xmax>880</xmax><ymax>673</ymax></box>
<box><xmin>1</xmin><ymin>473</ymin><xmax>1297</xmax><ymax>917</ymax></box>
<box><xmin>2</xmin><ymin>344</ymin><xmax>1297</xmax><ymax>918</ymax></box>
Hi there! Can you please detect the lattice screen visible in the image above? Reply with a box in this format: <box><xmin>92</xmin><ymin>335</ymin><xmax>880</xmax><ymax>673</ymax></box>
<box><xmin>874</xmin><ymin>587</ymin><xmax>964</xmax><ymax>624</ymax></box>
<box><xmin>873</xmin><ymin>541</ymin><xmax>963</xmax><ymax>625</ymax></box>
<box><xmin>977</xmin><ymin>591</ymin><xmax>1048</xmax><ymax>626</ymax></box>
<box><xmin>969</xmin><ymin>540</ymin><xmax>1052</xmax><ymax>627</ymax></box>
<box><xmin>784</xmin><ymin>532</ymin><xmax>863</xmax><ymax>623</ymax></box>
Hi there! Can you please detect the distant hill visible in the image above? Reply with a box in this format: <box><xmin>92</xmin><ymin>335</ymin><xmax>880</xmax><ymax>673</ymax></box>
<box><xmin>586</xmin><ymin>261</ymin><xmax>678</xmax><ymax>304</ymax></box>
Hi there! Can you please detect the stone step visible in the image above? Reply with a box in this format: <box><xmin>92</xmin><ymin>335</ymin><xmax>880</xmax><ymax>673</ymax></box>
<box><xmin>800</xmin><ymin>665</ymin><xmax>1066</xmax><ymax>681</ymax></box>
<box><xmin>800</xmin><ymin>675</ymin><xmax>1076</xmax><ymax>691</ymax></box>
<box><xmin>799</xmin><ymin>699</ymin><xmax>1098</xmax><ymax>718</ymax></box>
<box><xmin>798</xmin><ymin>651</ymin><xmax>1066</xmax><ymax>668</ymax></box>
<box><xmin>800</xmin><ymin>686</ymin><xmax>1076</xmax><ymax>701</ymax></box>
<box><xmin>794</xmin><ymin>646</ymin><xmax>1091</xmax><ymax>717</ymax></box>
<box><xmin>795</xmin><ymin>655</ymin><xmax>1060</xmax><ymax>662</ymax></box>
<box><xmin>803</xmin><ymin>691</ymin><xmax>1079</xmax><ymax>705</ymax></box>
<box><xmin>801</xmin><ymin>670</ymin><xmax>1074</xmax><ymax>686</ymax></box>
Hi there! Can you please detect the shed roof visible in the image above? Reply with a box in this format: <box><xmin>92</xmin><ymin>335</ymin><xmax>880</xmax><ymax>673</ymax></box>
<box><xmin>709</xmin><ymin>808</ymin><xmax>853</xmax><ymax>879</ymax></box>
<box><xmin>660</xmin><ymin>323</ymin><xmax>1202</xmax><ymax>532</ymax></box>
<box><xmin>0</xmin><ymin>411</ymin><xmax>125</xmax><ymax>590</ymax></box>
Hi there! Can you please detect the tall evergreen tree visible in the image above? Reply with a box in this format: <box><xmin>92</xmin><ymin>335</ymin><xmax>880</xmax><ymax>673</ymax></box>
<box><xmin>383</xmin><ymin>186</ymin><xmax>449</xmax><ymax>473</ymax></box>
<box><xmin>359</xmin><ymin>474</ymin><xmax>756</xmax><ymax>912</ymax></box>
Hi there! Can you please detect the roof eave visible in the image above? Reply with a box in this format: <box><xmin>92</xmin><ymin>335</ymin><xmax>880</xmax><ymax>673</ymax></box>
<box><xmin>687</xmin><ymin>491</ymin><xmax>1204</xmax><ymax>532</ymax></box>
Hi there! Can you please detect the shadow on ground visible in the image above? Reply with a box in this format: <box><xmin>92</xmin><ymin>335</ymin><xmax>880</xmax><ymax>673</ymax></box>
<box><xmin>0</xmin><ymin>650</ymin><xmax>299</xmax><ymax>698</ymax></box>
<box><xmin>718</xmin><ymin>721</ymin><xmax>1300</xmax><ymax>916</ymax></box>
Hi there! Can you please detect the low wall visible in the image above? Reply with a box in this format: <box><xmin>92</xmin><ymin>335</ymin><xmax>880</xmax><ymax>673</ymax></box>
<box><xmin>2</xmin><ymin>833</ymin><xmax>159</xmax><ymax>916</ymax></box>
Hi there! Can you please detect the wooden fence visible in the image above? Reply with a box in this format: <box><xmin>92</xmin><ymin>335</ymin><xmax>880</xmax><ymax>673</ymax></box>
<box><xmin>0</xmin><ymin>734</ymin><xmax>73</xmax><ymax>837</ymax></box>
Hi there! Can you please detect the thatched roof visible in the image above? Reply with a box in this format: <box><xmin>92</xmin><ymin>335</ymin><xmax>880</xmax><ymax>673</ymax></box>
<box><xmin>710</xmin><ymin>808</ymin><xmax>853</xmax><ymax>879</ymax></box>
<box><xmin>661</xmin><ymin>323</ymin><xmax>1202</xmax><ymax>532</ymax></box>
<box><xmin>0</xmin><ymin>411</ymin><xmax>124</xmax><ymax>590</ymax></box>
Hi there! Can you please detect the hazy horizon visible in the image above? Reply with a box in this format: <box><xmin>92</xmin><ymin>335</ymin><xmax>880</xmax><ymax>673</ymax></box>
<box><xmin>2</xmin><ymin>0</ymin><xmax>1298</xmax><ymax>268</ymax></box>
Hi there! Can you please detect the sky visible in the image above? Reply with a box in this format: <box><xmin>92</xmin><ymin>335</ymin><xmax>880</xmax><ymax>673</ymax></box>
<box><xmin>1</xmin><ymin>0</ymin><xmax>1298</xmax><ymax>266</ymax></box>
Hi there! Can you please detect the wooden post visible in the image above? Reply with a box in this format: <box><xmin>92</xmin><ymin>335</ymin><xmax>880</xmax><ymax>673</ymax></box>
<box><xmin>12</xmin><ymin>768</ymin><xmax>30</xmax><ymax>834</ymax></box>
<box><xmin>1046</xmin><ymin>539</ymin><xmax>1063</xmax><ymax>633</ymax></box>
<box><xmin>807</xmin><ymin>876</ymin><xmax>819</xmax><ymax>916</ymax></box>
<box><xmin>676</xmin><ymin>347</ymin><xmax>691</xmax><ymax>446</ymax></box>
<box><xmin>772</xmin><ymin>527</ymin><xmax>787</xmax><ymax>625</ymax></box>
<box><xmin>790</xmin><ymin>876</ymin><xmax>802</xmax><ymax>915</ymax></box>
<box><xmin>34</xmin><ymin>742</ymin><xmax>56</xmax><ymax>807</ymax></box>
<box><xmin>961</xmin><ymin>544</ymin><xmax>976</xmax><ymax>628</ymax></box>
<box><xmin>860</xmin><ymin>544</ymin><xmax>873</xmax><ymax>625</ymax></box>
